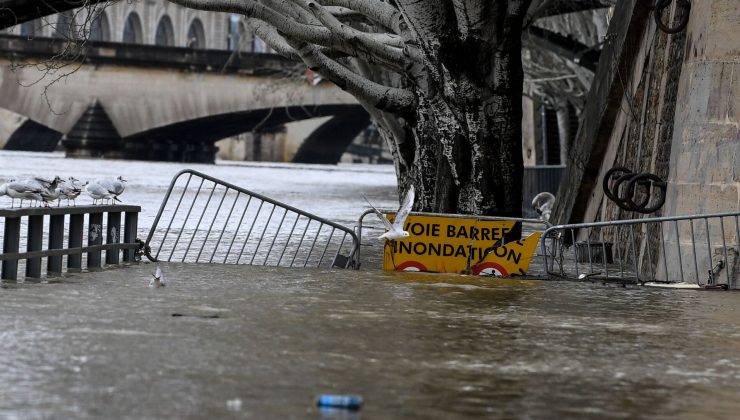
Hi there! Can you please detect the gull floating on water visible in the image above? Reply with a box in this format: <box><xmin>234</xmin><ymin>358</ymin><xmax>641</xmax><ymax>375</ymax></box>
<box><xmin>149</xmin><ymin>265</ymin><xmax>166</xmax><ymax>288</ymax></box>
<box><xmin>364</xmin><ymin>185</ymin><xmax>415</xmax><ymax>241</ymax></box>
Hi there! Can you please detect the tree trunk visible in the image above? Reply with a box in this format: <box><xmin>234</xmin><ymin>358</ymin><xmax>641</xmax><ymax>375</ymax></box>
<box><xmin>379</xmin><ymin>3</ymin><xmax>527</xmax><ymax>221</ymax></box>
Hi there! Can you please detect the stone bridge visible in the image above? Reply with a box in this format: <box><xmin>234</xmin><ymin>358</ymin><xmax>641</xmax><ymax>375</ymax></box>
<box><xmin>0</xmin><ymin>35</ymin><xmax>369</xmax><ymax>163</ymax></box>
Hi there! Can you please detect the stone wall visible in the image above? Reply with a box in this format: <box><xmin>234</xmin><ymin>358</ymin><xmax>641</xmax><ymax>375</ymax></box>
<box><xmin>553</xmin><ymin>0</ymin><xmax>739</xmax><ymax>285</ymax></box>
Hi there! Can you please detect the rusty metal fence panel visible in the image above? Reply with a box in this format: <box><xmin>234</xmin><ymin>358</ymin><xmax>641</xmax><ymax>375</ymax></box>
<box><xmin>145</xmin><ymin>169</ymin><xmax>359</xmax><ymax>269</ymax></box>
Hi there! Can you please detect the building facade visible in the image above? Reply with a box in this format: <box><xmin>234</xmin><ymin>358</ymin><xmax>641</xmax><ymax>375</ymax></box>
<box><xmin>4</xmin><ymin>1</ymin><xmax>263</xmax><ymax>52</ymax></box>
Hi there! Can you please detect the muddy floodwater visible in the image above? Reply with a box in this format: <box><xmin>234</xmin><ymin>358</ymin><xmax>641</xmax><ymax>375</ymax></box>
<box><xmin>2</xmin><ymin>151</ymin><xmax>740</xmax><ymax>419</ymax></box>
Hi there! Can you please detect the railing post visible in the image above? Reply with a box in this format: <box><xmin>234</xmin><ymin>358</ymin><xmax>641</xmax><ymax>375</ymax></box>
<box><xmin>68</xmin><ymin>214</ymin><xmax>84</xmax><ymax>271</ymax></box>
<box><xmin>1</xmin><ymin>216</ymin><xmax>20</xmax><ymax>281</ymax></box>
<box><xmin>123</xmin><ymin>211</ymin><xmax>138</xmax><ymax>262</ymax></box>
<box><xmin>25</xmin><ymin>215</ymin><xmax>43</xmax><ymax>279</ymax></box>
<box><xmin>47</xmin><ymin>214</ymin><xmax>65</xmax><ymax>274</ymax></box>
<box><xmin>106</xmin><ymin>211</ymin><xmax>121</xmax><ymax>265</ymax></box>
<box><xmin>88</xmin><ymin>212</ymin><xmax>103</xmax><ymax>269</ymax></box>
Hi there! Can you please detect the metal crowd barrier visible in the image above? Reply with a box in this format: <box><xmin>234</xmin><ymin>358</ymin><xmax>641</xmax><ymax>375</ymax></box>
<box><xmin>542</xmin><ymin>211</ymin><xmax>740</xmax><ymax>286</ymax></box>
<box><xmin>145</xmin><ymin>169</ymin><xmax>359</xmax><ymax>269</ymax></box>
<box><xmin>0</xmin><ymin>205</ymin><xmax>140</xmax><ymax>281</ymax></box>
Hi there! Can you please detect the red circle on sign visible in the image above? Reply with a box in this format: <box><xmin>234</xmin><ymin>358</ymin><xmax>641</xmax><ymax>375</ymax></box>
<box><xmin>473</xmin><ymin>262</ymin><xmax>508</xmax><ymax>276</ymax></box>
<box><xmin>396</xmin><ymin>261</ymin><xmax>427</xmax><ymax>272</ymax></box>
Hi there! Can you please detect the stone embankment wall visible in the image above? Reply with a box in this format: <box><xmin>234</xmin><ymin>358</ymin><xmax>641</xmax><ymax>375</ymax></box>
<box><xmin>553</xmin><ymin>0</ymin><xmax>739</xmax><ymax>285</ymax></box>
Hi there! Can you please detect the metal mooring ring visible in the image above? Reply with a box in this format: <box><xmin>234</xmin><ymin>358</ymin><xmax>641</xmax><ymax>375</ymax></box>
<box><xmin>644</xmin><ymin>0</ymin><xmax>691</xmax><ymax>34</ymax></box>
<box><xmin>603</xmin><ymin>167</ymin><xmax>667</xmax><ymax>213</ymax></box>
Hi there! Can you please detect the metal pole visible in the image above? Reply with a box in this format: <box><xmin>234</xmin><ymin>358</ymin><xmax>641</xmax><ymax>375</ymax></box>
<box><xmin>123</xmin><ymin>211</ymin><xmax>138</xmax><ymax>262</ymax></box>
<box><xmin>68</xmin><ymin>214</ymin><xmax>84</xmax><ymax>270</ymax></box>
<box><xmin>25</xmin><ymin>215</ymin><xmax>43</xmax><ymax>279</ymax></box>
<box><xmin>210</xmin><ymin>191</ymin><xmax>240</xmax><ymax>263</ymax></box>
<box><xmin>47</xmin><ymin>214</ymin><xmax>65</xmax><ymax>273</ymax></box>
<box><xmin>153</xmin><ymin>173</ymin><xmax>193</xmax><ymax>260</ymax></box>
<box><xmin>705</xmin><ymin>218</ymin><xmax>713</xmax><ymax>284</ymax></box>
<box><xmin>237</xmin><ymin>200</ymin><xmax>264</xmax><ymax>264</ymax></box>
<box><xmin>249</xmin><ymin>204</ymin><xmax>276</xmax><ymax>265</ymax></box>
<box><xmin>1</xmin><ymin>217</ymin><xmax>20</xmax><ymax>281</ymax></box>
<box><xmin>88</xmin><ymin>212</ymin><xmax>103</xmax><ymax>269</ymax></box>
<box><xmin>690</xmin><ymin>220</ymin><xmax>699</xmax><ymax>284</ymax></box>
<box><xmin>182</xmin><ymin>182</ymin><xmax>217</xmax><ymax>262</ymax></box>
<box><xmin>290</xmin><ymin>219</ymin><xmax>311</xmax><ymax>267</ymax></box>
<box><xmin>658</xmin><ymin>222</ymin><xmax>669</xmax><ymax>282</ymax></box>
<box><xmin>720</xmin><ymin>217</ymin><xmax>730</xmax><ymax>285</ymax></box>
<box><xmin>264</xmin><ymin>209</ymin><xmax>288</xmax><ymax>265</ymax></box>
<box><xmin>674</xmin><ymin>220</ymin><xmax>685</xmax><ymax>283</ymax></box>
<box><xmin>106</xmin><ymin>211</ymin><xmax>121</xmax><ymax>265</ymax></box>
<box><xmin>223</xmin><ymin>196</ymin><xmax>252</xmax><ymax>264</ymax></box>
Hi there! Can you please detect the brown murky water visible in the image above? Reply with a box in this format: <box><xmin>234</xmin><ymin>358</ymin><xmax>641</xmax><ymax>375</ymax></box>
<box><xmin>2</xmin><ymin>152</ymin><xmax>740</xmax><ymax>418</ymax></box>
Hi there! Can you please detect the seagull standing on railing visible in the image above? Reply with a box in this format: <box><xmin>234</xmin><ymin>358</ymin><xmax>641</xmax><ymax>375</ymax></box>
<box><xmin>364</xmin><ymin>185</ymin><xmax>415</xmax><ymax>240</ymax></box>
<box><xmin>149</xmin><ymin>265</ymin><xmax>166</xmax><ymax>288</ymax></box>
<box><xmin>4</xmin><ymin>179</ymin><xmax>48</xmax><ymax>207</ymax></box>
<box><xmin>85</xmin><ymin>181</ymin><xmax>114</xmax><ymax>205</ymax></box>
<box><xmin>93</xmin><ymin>176</ymin><xmax>126</xmax><ymax>204</ymax></box>
<box><xmin>58</xmin><ymin>177</ymin><xmax>83</xmax><ymax>206</ymax></box>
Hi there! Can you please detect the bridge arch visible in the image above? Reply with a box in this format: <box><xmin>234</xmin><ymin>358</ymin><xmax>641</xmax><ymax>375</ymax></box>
<box><xmin>122</xmin><ymin>12</ymin><xmax>143</xmax><ymax>44</ymax></box>
<box><xmin>20</xmin><ymin>19</ymin><xmax>41</xmax><ymax>38</ymax></box>
<box><xmin>89</xmin><ymin>11</ymin><xmax>110</xmax><ymax>42</ymax></box>
<box><xmin>155</xmin><ymin>15</ymin><xmax>175</xmax><ymax>47</ymax></box>
<box><xmin>53</xmin><ymin>10</ymin><xmax>75</xmax><ymax>40</ymax></box>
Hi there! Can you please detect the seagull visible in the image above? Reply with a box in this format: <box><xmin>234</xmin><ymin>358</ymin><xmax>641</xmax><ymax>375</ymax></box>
<box><xmin>58</xmin><ymin>177</ymin><xmax>83</xmax><ymax>206</ymax></box>
<box><xmin>364</xmin><ymin>185</ymin><xmax>415</xmax><ymax>240</ymax></box>
<box><xmin>4</xmin><ymin>180</ymin><xmax>45</xmax><ymax>207</ymax></box>
<box><xmin>531</xmin><ymin>192</ymin><xmax>555</xmax><ymax>222</ymax></box>
<box><xmin>149</xmin><ymin>265</ymin><xmax>166</xmax><ymax>288</ymax></box>
<box><xmin>85</xmin><ymin>181</ymin><xmax>114</xmax><ymax>205</ymax></box>
<box><xmin>93</xmin><ymin>176</ymin><xmax>126</xmax><ymax>204</ymax></box>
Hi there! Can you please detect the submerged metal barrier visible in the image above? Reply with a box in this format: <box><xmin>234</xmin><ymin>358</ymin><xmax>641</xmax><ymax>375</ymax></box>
<box><xmin>0</xmin><ymin>205</ymin><xmax>140</xmax><ymax>281</ymax></box>
<box><xmin>145</xmin><ymin>169</ymin><xmax>359</xmax><ymax>269</ymax></box>
<box><xmin>542</xmin><ymin>211</ymin><xmax>740</xmax><ymax>287</ymax></box>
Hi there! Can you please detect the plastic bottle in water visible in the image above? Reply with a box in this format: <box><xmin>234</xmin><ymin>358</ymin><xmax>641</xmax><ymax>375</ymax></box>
<box><xmin>316</xmin><ymin>394</ymin><xmax>363</xmax><ymax>410</ymax></box>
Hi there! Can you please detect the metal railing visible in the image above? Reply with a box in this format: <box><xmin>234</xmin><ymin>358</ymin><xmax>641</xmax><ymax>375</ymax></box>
<box><xmin>357</xmin><ymin>209</ymin><xmax>551</xmax><ymax>271</ymax></box>
<box><xmin>0</xmin><ymin>205</ymin><xmax>141</xmax><ymax>281</ymax></box>
<box><xmin>542</xmin><ymin>211</ymin><xmax>740</xmax><ymax>286</ymax></box>
<box><xmin>145</xmin><ymin>169</ymin><xmax>359</xmax><ymax>269</ymax></box>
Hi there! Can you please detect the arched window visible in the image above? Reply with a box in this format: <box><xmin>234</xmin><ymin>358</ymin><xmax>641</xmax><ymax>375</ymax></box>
<box><xmin>54</xmin><ymin>11</ymin><xmax>76</xmax><ymax>39</ymax></box>
<box><xmin>235</xmin><ymin>21</ymin><xmax>253</xmax><ymax>52</ymax></box>
<box><xmin>20</xmin><ymin>20</ymin><xmax>42</xmax><ymax>38</ymax></box>
<box><xmin>89</xmin><ymin>11</ymin><xmax>110</xmax><ymax>42</ymax></box>
<box><xmin>122</xmin><ymin>12</ymin><xmax>143</xmax><ymax>44</ymax></box>
<box><xmin>186</xmin><ymin>18</ymin><xmax>206</xmax><ymax>48</ymax></box>
<box><xmin>155</xmin><ymin>15</ymin><xmax>175</xmax><ymax>47</ymax></box>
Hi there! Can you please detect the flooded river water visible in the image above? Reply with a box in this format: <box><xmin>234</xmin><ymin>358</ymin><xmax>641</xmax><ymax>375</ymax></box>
<box><xmin>2</xmin><ymin>151</ymin><xmax>740</xmax><ymax>419</ymax></box>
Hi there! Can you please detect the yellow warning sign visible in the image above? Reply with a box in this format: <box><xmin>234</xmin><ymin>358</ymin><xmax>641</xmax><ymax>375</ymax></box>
<box><xmin>382</xmin><ymin>214</ymin><xmax>541</xmax><ymax>276</ymax></box>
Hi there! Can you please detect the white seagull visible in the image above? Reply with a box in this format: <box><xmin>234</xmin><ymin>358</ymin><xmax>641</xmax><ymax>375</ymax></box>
<box><xmin>58</xmin><ymin>177</ymin><xmax>83</xmax><ymax>206</ymax></box>
<box><xmin>149</xmin><ymin>265</ymin><xmax>166</xmax><ymax>288</ymax></box>
<box><xmin>93</xmin><ymin>176</ymin><xmax>126</xmax><ymax>203</ymax></box>
<box><xmin>85</xmin><ymin>181</ymin><xmax>114</xmax><ymax>205</ymax></box>
<box><xmin>4</xmin><ymin>180</ymin><xmax>46</xmax><ymax>207</ymax></box>
<box><xmin>364</xmin><ymin>185</ymin><xmax>415</xmax><ymax>241</ymax></box>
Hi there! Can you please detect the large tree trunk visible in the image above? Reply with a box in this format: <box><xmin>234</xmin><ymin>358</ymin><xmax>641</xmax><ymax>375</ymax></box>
<box><xmin>379</xmin><ymin>2</ymin><xmax>528</xmax><ymax>219</ymax></box>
